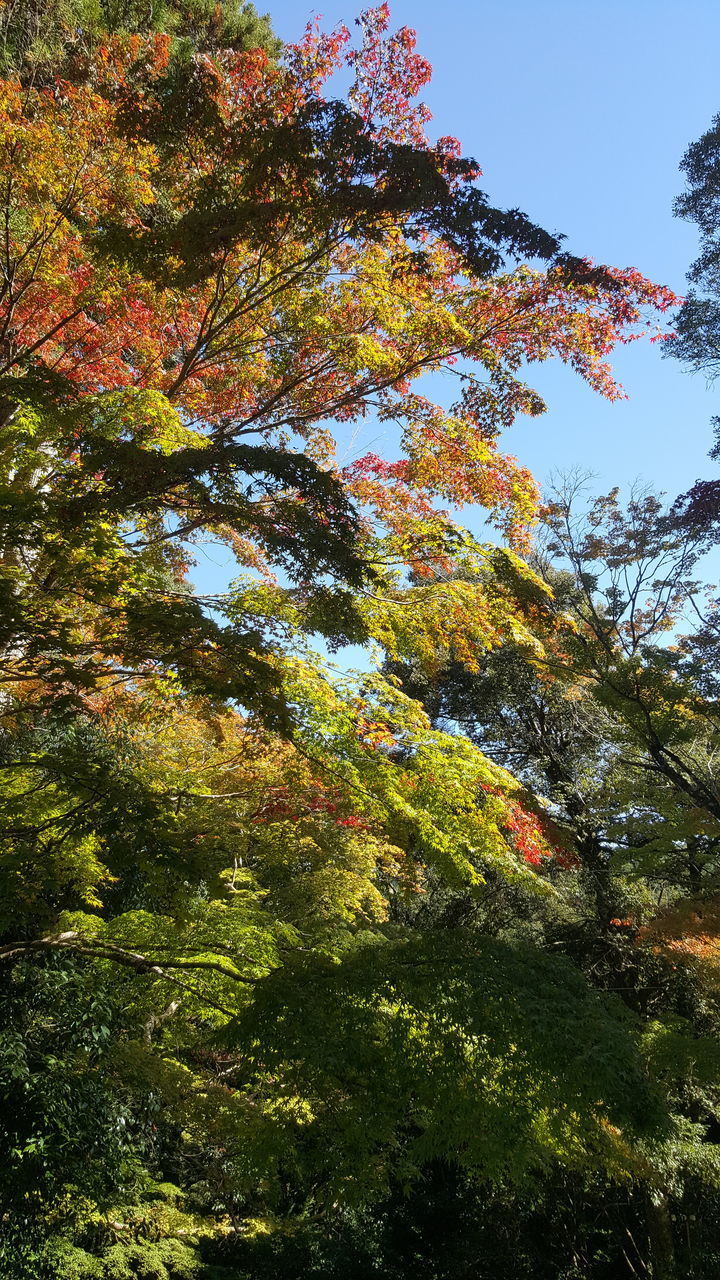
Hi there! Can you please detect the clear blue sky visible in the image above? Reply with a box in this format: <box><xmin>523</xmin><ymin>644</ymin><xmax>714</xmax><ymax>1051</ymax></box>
<box><xmin>263</xmin><ymin>0</ymin><xmax>720</xmax><ymax>502</ymax></box>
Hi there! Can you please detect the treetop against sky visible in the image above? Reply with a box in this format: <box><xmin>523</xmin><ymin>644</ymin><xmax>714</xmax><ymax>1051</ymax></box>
<box><xmin>266</xmin><ymin>0</ymin><xmax>720</xmax><ymax>503</ymax></box>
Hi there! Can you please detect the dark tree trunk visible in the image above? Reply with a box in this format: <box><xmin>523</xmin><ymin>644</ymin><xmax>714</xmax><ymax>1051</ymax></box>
<box><xmin>644</xmin><ymin>1189</ymin><xmax>675</xmax><ymax>1280</ymax></box>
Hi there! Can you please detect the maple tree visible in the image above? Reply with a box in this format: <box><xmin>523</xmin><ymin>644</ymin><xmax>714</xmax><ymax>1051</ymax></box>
<box><xmin>0</xmin><ymin>2</ymin><xmax>676</xmax><ymax>720</ymax></box>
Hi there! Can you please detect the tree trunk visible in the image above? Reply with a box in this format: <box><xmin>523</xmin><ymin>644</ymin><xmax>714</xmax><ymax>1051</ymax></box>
<box><xmin>644</xmin><ymin>1189</ymin><xmax>675</xmax><ymax>1280</ymax></box>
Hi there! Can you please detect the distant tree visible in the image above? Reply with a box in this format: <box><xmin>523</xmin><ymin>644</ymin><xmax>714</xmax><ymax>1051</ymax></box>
<box><xmin>670</xmin><ymin>109</ymin><xmax>720</xmax><ymax>538</ymax></box>
<box><xmin>672</xmin><ymin>112</ymin><xmax>720</xmax><ymax>389</ymax></box>
<box><xmin>0</xmin><ymin>0</ymin><xmax>280</xmax><ymax>74</ymax></box>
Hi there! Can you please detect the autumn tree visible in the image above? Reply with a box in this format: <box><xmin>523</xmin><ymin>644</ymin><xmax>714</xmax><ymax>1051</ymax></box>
<box><xmin>0</xmin><ymin>2</ymin><xmax>676</xmax><ymax>719</ymax></box>
<box><xmin>0</xmin><ymin>5</ymin><xmax>692</xmax><ymax>1279</ymax></box>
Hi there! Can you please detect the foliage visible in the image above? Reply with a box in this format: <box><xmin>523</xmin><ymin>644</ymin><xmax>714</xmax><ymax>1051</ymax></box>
<box><xmin>388</xmin><ymin>477</ymin><xmax>720</xmax><ymax>1277</ymax></box>
<box><xmin>0</xmin><ymin>0</ymin><xmax>280</xmax><ymax>74</ymax></box>
<box><xmin>0</xmin><ymin>4</ymin><xmax>710</xmax><ymax>1280</ymax></box>
<box><xmin>0</xmin><ymin>2</ymin><xmax>674</xmax><ymax>720</ymax></box>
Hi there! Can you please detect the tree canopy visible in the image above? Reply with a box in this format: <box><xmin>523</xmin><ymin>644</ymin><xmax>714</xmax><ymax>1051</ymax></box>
<box><xmin>1</xmin><ymin>4</ymin><xmax>719</xmax><ymax>1279</ymax></box>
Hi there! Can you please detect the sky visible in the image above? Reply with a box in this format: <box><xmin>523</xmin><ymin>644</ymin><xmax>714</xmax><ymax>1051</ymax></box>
<box><xmin>261</xmin><ymin>0</ymin><xmax>720</xmax><ymax>500</ymax></box>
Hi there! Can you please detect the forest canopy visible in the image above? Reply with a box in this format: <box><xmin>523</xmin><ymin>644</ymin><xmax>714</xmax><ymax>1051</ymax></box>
<box><xmin>0</xmin><ymin>3</ymin><xmax>719</xmax><ymax>1278</ymax></box>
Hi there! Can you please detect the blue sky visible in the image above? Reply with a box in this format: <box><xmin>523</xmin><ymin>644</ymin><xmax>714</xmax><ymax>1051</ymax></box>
<box><xmin>263</xmin><ymin>0</ymin><xmax>720</xmax><ymax>501</ymax></box>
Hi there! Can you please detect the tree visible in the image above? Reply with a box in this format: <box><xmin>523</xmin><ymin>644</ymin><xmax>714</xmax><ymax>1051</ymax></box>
<box><xmin>671</xmin><ymin>111</ymin><xmax>720</xmax><ymax>388</ymax></box>
<box><xmin>0</xmin><ymin>0</ymin><xmax>281</xmax><ymax>75</ymax></box>
<box><xmin>667</xmin><ymin>110</ymin><xmax>720</xmax><ymax>529</ymax></box>
<box><xmin>388</xmin><ymin>480</ymin><xmax>720</xmax><ymax>1279</ymax></box>
<box><xmin>0</xmin><ymin>6</ymin><xmax>675</xmax><ymax>719</ymax></box>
